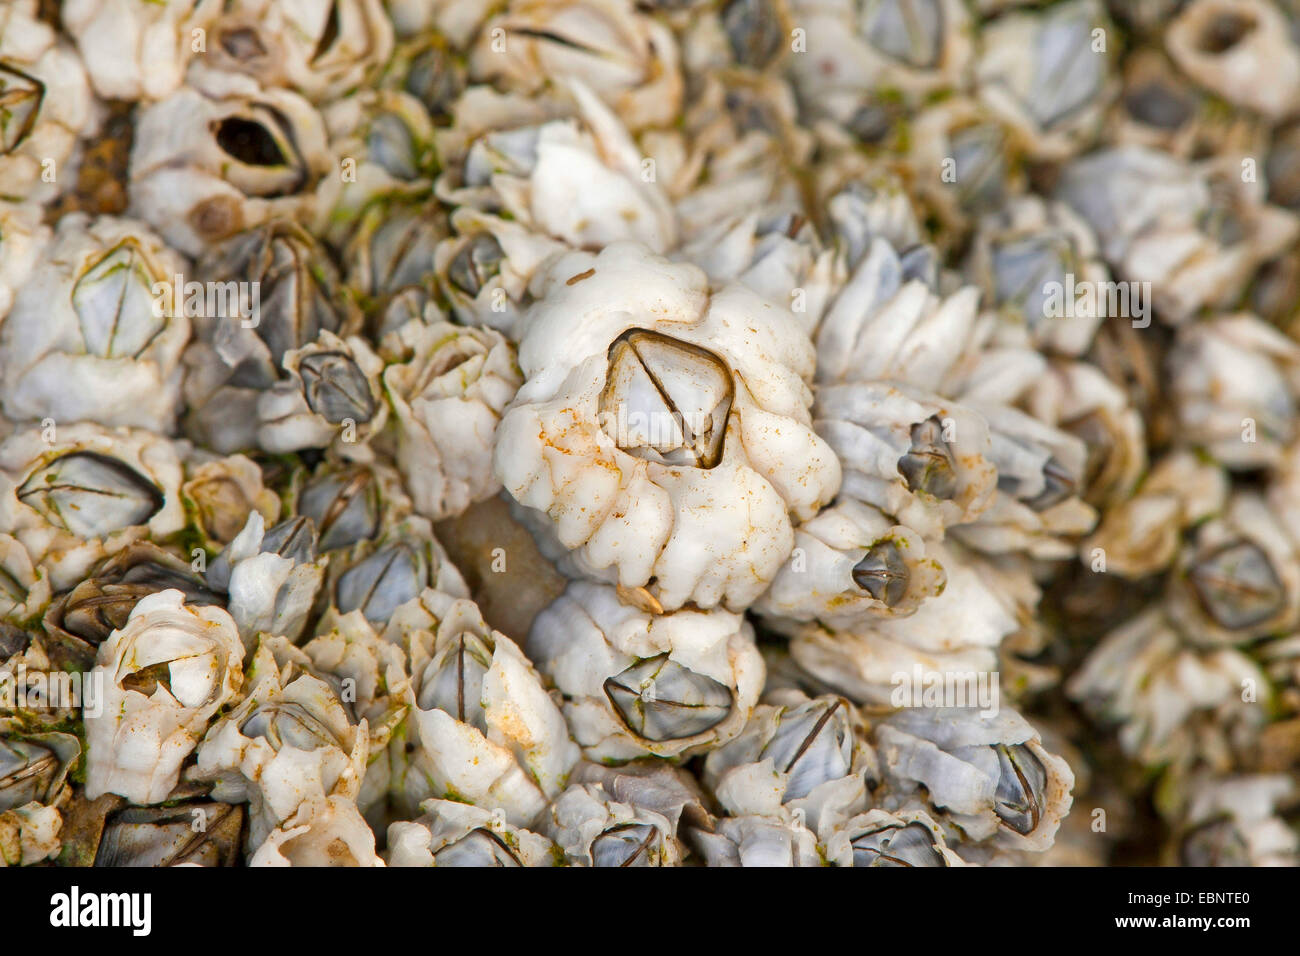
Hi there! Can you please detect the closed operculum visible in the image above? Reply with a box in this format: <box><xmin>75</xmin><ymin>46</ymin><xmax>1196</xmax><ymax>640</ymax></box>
<box><xmin>0</xmin><ymin>64</ymin><xmax>42</xmax><ymax>153</ymax></box>
<box><xmin>94</xmin><ymin>803</ymin><xmax>244</xmax><ymax>867</ymax></box>
<box><xmin>202</xmin><ymin>223</ymin><xmax>352</xmax><ymax>369</ymax></box>
<box><xmin>600</xmin><ymin>330</ymin><xmax>734</xmax><ymax>470</ymax></box>
<box><xmin>17</xmin><ymin>452</ymin><xmax>164</xmax><ymax>538</ymax></box>
<box><xmin>949</xmin><ymin>122</ymin><xmax>1007</xmax><ymax>210</ymax></box>
<box><xmin>261</xmin><ymin>516</ymin><xmax>320</xmax><ymax>565</ymax></box>
<box><xmin>240</xmin><ymin>698</ymin><xmax>341</xmax><ymax>752</ymax></box>
<box><xmin>604</xmin><ymin>653</ymin><xmax>734</xmax><ymax>742</ymax></box>
<box><xmin>1188</xmin><ymin>540</ymin><xmax>1286</xmax><ymax>631</ymax></box>
<box><xmin>850</xmin><ymin>822</ymin><xmax>947</xmax><ymax>867</ymax></box>
<box><xmin>990</xmin><ymin>233</ymin><xmax>1072</xmax><ymax>329</ymax></box>
<box><xmin>852</xmin><ymin>540</ymin><xmax>910</xmax><ymax>606</ymax></box>
<box><xmin>335</xmin><ymin>543</ymin><xmax>426</xmax><ymax>623</ymax></box>
<box><xmin>72</xmin><ymin>239</ymin><xmax>168</xmax><ymax>359</ymax></box>
<box><xmin>759</xmin><ymin>697</ymin><xmax>854</xmax><ymax>801</ymax></box>
<box><xmin>434</xmin><ymin>828</ymin><xmax>521</xmax><ymax>867</ymax></box>
<box><xmin>721</xmin><ymin>0</ymin><xmax>785</xmax><ymax>69</ymax></box>
<box><xmin>417</xmin><ymin>631</ymin><xmax>494</xmax><ymax>735</ymax></box>
<box><xmin>898</xmin><ymin>416</ymin><xmax>958</xmax><ymax>499</ymax></box>
<box><xmin>0</xmin><ymin>738</ymin><xmax>65</xmax><ymax>810</ymax></box>
<box><xmin>862</xmin><ymin>0</ymin><xmax>944</xmax><ymax>69</ymax></box>
<box><xmin>297</xmin><ymin>469</ymin><xmax>380</xmax><ymax>551</ymax></box>
<box><xmin>446</xmin><ymin>232</ymin><xmax>504</xmax><ymax>298</ymax></box>
<box><xmin>298</xmin><ymin>351</ymin><xmax>376</xmax><ymax>424</ymax></box>
<box><xmin>59</xmin><ymin>559</ymin><xmax>222</xmax><ymax>648</ymax></box>
<box><xmin>996</xmin><ymin>451</ymin><xmax>1079</xmax><ymax>511</ymax></box>
<box><xmin>992</xmin><ymin>743</ymin><xmax>1048</xmax><ymax>835</ymax></box>
<box><xmin>210</xmin><ymin>104</ymin><xmax>308</xmax><ymax>197</ymax></box>
<box><xmin>591</xmin><ymin>822</ymin><xmax>662</xmax><ymax>867</ymax></box>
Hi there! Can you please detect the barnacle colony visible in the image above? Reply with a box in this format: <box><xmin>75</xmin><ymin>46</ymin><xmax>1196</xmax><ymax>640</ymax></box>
<box><xmin>2</xmin><ymin>0</ymin><xmax>1300</xmax><ymax>873</ymax></box>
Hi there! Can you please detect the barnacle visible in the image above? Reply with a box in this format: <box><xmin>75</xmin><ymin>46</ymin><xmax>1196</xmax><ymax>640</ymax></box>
<box><xmin>5</xmin><ymin>0</ymin><xmax>1300</xmax><ymax>879</ymax></box>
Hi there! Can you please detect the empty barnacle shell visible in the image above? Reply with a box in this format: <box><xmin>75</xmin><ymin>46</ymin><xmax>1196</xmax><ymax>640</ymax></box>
<box><xmin>384</xmin><ymin>591</ymin><xmax>577</xmax><ymax>826</ymax></box>
<box><xmin>0</xmin><ymin>214</ymin><xmax>190</xmax><ymax>433</ymax></box>
<box><xmin>0</xmin><ymin>424</ymin><xmax>186</xmax><ymax>591</ymax></box>
<box><xmin>43</xmin><ymin>541</ymin><xmax>224</xmax><ymax>668</ymax></box>
<box><xmin>94</xmin><ymin>801</ymin><xmax>246</xmax><ymax>867</ymax></box>
<box><xmin>0</xmin><ymin>0</ymin><xmax>96</xmax><ymax>206</ymax></box>
<box><xmin>129</xmin><ymin>68</ymin><xmax>330</xmax><ymax>255</ymax></box>
<box><xmin>873</xmin><ymin>705</ymin><xmax>1074</xmax><ymax>851</ymax></box>
<box><xmin>822</xmin><ymin>808</ymin><xmax>966</xmax><ymax>867</ymax></box>
<box><xmin>1168</xmin><ymin>314</ymin><xmax>1300</xmax><ymax>469</ymax></box>
<box><xmin>386</xmin><ymin>798</ymin><xmax>558</xmax><ymax>866</ymax></box>
<box><xmin>1165</xmin><ymin>0</ymin><xmax>1300</xmax><ymax>120</ymax></box>
<box><xmin>813</xmin><ymin>381</ymin><xmax>996</xmax><ymax>538</ymax></box>
<box><xmin>702</xmin><ymin>692</ymin><xmax>875</xmax><ymax>833</ymax></box>
<box><xmin>62</xmin><ymin>0</ymin><xmax>220</xmax><ymax>101</ymax></box>
<box><xmin>495</xmin><ymin>242</ymin><xmax>839</xmax><ymax>612</ymax></box>
<box><xmin>381</xmin><ymin>320</ymin><xmax>523</xmax><ymax>522</ymax></box>
<box><xmin>528</xmin><ymin>580</ymin><xmax>763</xmax><ymax>761</ymax></box>
<box><xmin>84</xmin><ymin>589</ymin><xmax>245</xmax><ymax>805</ymax></box>
<box><xmin>755</xmin><ymin>499</ymin><xmax>946</xmax><ymax>628</ymax></box>
<box><xmin>974</xmin><ymin>0</ymin><xmax>1117</xmax><ymax>161</ymax></box>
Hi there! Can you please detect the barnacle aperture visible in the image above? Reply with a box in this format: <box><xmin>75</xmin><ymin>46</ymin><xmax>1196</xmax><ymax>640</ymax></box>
<box><xmin>599</xmin><ymin>329</ymin><xmax>734</xmax><ymax>469</ymax></box>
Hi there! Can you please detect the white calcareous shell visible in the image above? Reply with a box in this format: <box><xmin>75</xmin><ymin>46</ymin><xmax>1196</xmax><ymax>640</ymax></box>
<box><xmin>84</xmin><ymin>589</ymin><xmax>244</xmax><ymax>805</ymax></box>
<box><xmin>386</xmin><ymin>799</ymin><xmax>558</xmax><ymax>867</ymax></box>
<box><xmin>496</xmin><ymin>241</ymin><xmax>839</xmax><ymax>612</ymax></box>
<box><xmin>0</xmin><ymin>423</ymin><xmax>186</xmax><ymax>591</ymax></box>
<box><xmin>528</xmin><ymin>580</ymin><xmax>764</xmax><ymax>761</ymax></box>
<box><xmin>873</xmin><ymin>705</ymin><xmax>1075</xmax><ymax>851</ymax></box>
<box><xmin>129</xmin><ymin>68</ymin><xmax>330</xmax><ymax>255</ymax></box>
<box><xmin>0</xmin><ymin>0</ymin><xmax>97</xmax><ymax>205</ymax></box>
<box><xmin>62</xmin><ymin>0</ymin><xmax>221</xmax><ymax>101</ymax></box>
<box><xmin>0</xmin><ymin>214</ymin><xmax>190</xmax><ymax>433</ymax></box>
<box><xmin>386</xmin><ymin>590</ymin><xmax>579</xmax><ymax>826</ymax></box>
<box><xmin>383</xmin><ymin>320</ymin><xmax>523</xmax><ymax>521</ymax></box>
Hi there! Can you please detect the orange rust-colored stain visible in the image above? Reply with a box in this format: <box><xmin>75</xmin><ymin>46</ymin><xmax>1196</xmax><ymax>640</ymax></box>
<box><xmin>566</xmin><ymin>268</ymin><xmax>596</xmax><ymax>286</ymax></box>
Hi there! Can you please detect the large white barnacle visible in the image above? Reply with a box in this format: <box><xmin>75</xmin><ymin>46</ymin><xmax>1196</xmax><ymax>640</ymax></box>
<box><xmin>493</xmin><ymin>242</ymin><xmax>841</xmax><ymax>612</ymax></box>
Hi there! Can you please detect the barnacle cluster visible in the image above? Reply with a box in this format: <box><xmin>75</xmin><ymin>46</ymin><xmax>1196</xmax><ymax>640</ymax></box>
<box><xmin>3</xmin><ymin>0</ymin><xmax>1300</xmax><ymax>868</ymax></box>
